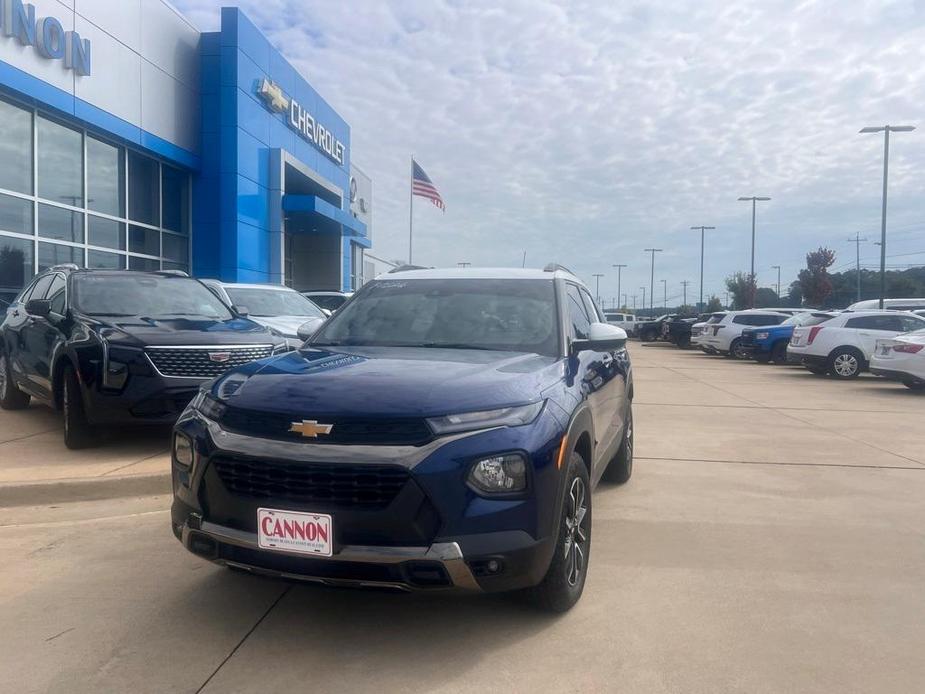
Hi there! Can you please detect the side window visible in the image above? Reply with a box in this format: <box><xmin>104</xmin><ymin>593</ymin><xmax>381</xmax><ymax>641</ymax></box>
<box><xmin>845</xmin><ymin>316</ymin><xmax>872</xmax><ymax>329</ymax></box>
<box><xmin>566</xmin><ymin>284</ymin><xmax>591</xmax><ymax>340</ymax></box>
<box><xmin>900</xmin><ymin>315</ymin><xmax>925</xmax><ymax>332</ymax></box>
<box><xmin>579</xmin><ymin>289</ymin><xmax>602</xmax><ymax>323</ymax></box>
<box><xmin>46</xmin><ymin>275</ymin><xmax>66</xmax><ymax>314</ymax></box>
<box><xmin>757</xmin><ymin>314</ymin><xmax>786</xmax><ymax>326</ymax></box>
<box><xmin>17</xmin><ymin>278</ymin><xmax>42</xmax><ymax>304</ymax></box>
<box><xmin>28</xmin><ymin>274</ymin><xmax>55</xmax><ymax>303</ymax></box>
<box><xmin>879</xmin><ymin>315</ymin><xmax>905</xmax><ymax>332</ymax></box>
<box><xmin>732</xmin><ymin>315</ymin><xmax>753</xmax><ymax>325</ymax></box>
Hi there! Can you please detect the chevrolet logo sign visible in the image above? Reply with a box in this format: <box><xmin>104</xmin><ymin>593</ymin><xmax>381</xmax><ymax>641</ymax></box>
<box><xmin>257</xmin><ymin>78</ymin><xmax>290</xmax><ymax>113</ymax></box>
<box><xmin>289</xmin><ymin>420</ymin><xmax>334</xmax><ymax>438</ymax></box>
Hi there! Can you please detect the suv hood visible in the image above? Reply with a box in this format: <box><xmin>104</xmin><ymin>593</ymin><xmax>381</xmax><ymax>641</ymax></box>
<box><xmin>249</xmin><ymin>315</ymin><xmax>322</xmax><ymax>338</ymax></box>
<box><xmin>210</xmin><ymin>346</ymin><xmax>563</xmax><ymax>417</ymax></box>
<box><xmin>85</xmin><ymin>314</ymin><xmax>273</xmax><ymax>347</ymax></box>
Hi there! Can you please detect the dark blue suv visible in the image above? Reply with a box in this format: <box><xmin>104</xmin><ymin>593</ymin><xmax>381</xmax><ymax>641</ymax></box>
<box><xmin>171</xmin><ymin>267</ymin><xmax>634</xmax><ymax>611</ymax></box>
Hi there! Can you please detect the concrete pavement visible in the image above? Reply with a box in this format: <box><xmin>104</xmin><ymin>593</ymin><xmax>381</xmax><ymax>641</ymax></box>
<box><xmin>2</xmin><ymin>342</ymin><xmax>924</xmax><ymax>693</ymax></box>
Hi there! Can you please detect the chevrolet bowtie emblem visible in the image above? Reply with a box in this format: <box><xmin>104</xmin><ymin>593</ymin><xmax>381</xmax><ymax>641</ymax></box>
<box><xmin>257</xmin><ymin>78</ymin><xmax>290</xmax><ymax>113</ymax></box>
<box><xmin>289</xmin><ymin>420</ymin><xmax>334</xmax><ymax>438</ymax></box>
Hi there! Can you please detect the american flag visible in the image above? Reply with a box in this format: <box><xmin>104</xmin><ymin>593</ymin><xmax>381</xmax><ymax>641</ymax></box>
<box><xmin>412</xmin><ymin>160</ymin><xmax>445</xmax><ymax>211</ymax></box>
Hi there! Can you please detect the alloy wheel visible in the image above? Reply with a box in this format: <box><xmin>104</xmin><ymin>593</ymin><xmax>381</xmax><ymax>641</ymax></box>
<box><xmin>563</xmin><ymin>476</ymin><xmax>589</xmax><ymax>587</ymax></box>
<box><xmin>833</xmin><ymin>354</ymin><xmax>858</xmax><ymax>377</ymax></box>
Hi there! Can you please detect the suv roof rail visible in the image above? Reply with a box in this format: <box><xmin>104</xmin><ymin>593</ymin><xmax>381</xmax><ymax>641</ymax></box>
<box><xmin>542</xmin><ymin>263</ymin><xmax>576</xmax><ymax>275</ymax></box>
<box><xmin>50</xmin><ymin>263</ymin><xmax>80</xmax><ymax>272</ymax></box>
<box><xmin>388</xmin><ymin>264</ymin><xmax>429</xmax><ymax>273</ymax></box>
<box><xmin>154</xmin><ymin>270</ymin><xmax>190</xmax><ymax>277</ymax></box>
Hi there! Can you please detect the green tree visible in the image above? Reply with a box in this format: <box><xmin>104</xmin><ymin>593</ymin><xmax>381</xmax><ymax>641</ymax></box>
<box><xmin>798</xmin><ymin>247</ymin><xmax>836</xmax><ymax>307</ymax></box>
<box><xmin>754</xmin><ymin>287</ymin><xmax>780</xmax><ymax>307</ymax></box>
<box><xmin>725</xmin><ymin>272</ymin><xmax>757</xmax><ymax>309</ymax></box>
<box><xmin>705</xmin><ymin>295</ymin><xmax>723</xmax><ymax>312</ymax></box>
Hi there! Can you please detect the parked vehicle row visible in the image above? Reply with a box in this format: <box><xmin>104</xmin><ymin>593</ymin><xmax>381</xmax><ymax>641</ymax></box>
<box><xmin>663</xmin><ymin>300</ymin><xmax>925</xmax><ymax>390</ymax></box>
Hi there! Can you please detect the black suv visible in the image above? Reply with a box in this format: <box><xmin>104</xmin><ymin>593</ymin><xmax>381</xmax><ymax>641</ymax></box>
<box><xmin>0</xmin><ymin>266</ymin><xmax>286</xmax><ymax>448</ymax></box>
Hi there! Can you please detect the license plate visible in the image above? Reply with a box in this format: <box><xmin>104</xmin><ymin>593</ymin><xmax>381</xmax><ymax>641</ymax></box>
<box><xmin>257</xmin><ymin>508</ymin><xmax>333</xmax><ymax>557</ymax></box>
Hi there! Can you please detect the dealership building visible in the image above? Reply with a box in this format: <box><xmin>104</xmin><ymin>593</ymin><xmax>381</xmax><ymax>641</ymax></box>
<box><xmin>0</xmin><ymin>1</ymin><xmax>372</xmax><ymax>303</ymax></box>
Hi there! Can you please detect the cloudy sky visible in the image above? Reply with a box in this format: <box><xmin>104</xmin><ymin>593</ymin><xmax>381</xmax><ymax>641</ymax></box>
<box><xmin>177</xmin><ymin>0</ymin><xmax>925</xmax><ymax>308</ymax></box>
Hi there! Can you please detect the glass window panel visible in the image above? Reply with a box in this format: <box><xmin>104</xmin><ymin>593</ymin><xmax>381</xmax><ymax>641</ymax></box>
<box><xmin>37</xmin><ymin>116</ymin><xmax>83</xmax><ymax>207</ymax></box>
<box><xmin>129</xmin><ymin>255</ymin><xmax>159</xmax><ymax>272</ymax></box>
<box><xmin>161</xmin><ymin>165</ymin><xmax>189</xmax><ymax>233</ymax></box>
<box><xmin>162</xmin><ymin>261</ymin><xmax>188</xmax><ymax>273</ymax></box>
<box><xmin>38</xmin><ymin>242</ymin><xmax>82</xmax><ymax>272</ymax></box>
<box><xmin>88</xmin><ymin>216</ymin><xmax>125</xmax><ymax>250</ymax></box>
<box><xmin>162</xmin><ymin>232</ymin><xmax>188</xmax><ymax>262</ymax></box>
<box><xmin>87</xmin><ymin>137</ymin><xmax>125</xmax><ymax>216</ymax></box>
<box><xmin>129</xmin><ymin>225</ymin><xmax>159</xmax><ymax>256</ymax></box>
<box><xmin>47</xmin><ymin>274</ymin><xmax>66</xmax><ymax>313</ymax></box>
<box><xmin>0</xmin><ymin>234</ymin><xmax>35</xmax><ymax>303</ymax></box>
<box><xmin>128</xmin><ymin>151</ymin><xmax>158</xmax><ymax>225</ymax></box>
<box><xmin>88</xmin><ymin>250</ymin><xmax>124</xmax><ymax>270</ymax></box>
<box><xmin>0</xmin><ymin>99</ymin><xmax>32</xmax><ymax>194</ymax></box>
<box><xmin>38</xmin><ymin>204</ymin><xmax>84</xmax><ymax>243</ymax></box>
<box><xmin>0</xmin><ymin>193</ymin><xmax>33</xmax><ymax>235</ymax></box>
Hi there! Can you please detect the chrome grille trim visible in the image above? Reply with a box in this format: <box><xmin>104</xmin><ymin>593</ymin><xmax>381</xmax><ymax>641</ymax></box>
<box><xmin>145</xmin><ymin>344</ymin><xmax>274</xmax><ymax>379</ymax></box>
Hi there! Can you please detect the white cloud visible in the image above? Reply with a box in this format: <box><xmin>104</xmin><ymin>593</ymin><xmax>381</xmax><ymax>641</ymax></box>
<box><xmin>177</xmin><ymin>0</ymin><xmax>925</xmax><ymax>305</ymax></box>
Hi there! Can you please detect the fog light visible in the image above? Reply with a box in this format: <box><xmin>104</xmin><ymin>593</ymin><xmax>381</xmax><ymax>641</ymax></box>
<box><xmin>103</xmin><ymin>360</ymin><xmax>128</xmax><ymax>389</ymax></box>
<box><xmin>468</xmin><ymin>453</ymin><xmax>527</xmax><ymax>494</ymax></box>
<box><xmin>173</xmin><ymin>432</ymin><xmax>194</xmax><ymax>469</ymax></box>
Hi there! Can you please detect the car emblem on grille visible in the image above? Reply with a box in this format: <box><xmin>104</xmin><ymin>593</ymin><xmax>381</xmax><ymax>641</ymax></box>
<box><xmin>209</xmin><ymin>352</ymin><xmax>232</xmax><ymax>363</ymax></box>
<box><xmin>289</xmin><ymin>420</ymin><xmax>334</xmax><ymax>438</ymax></box>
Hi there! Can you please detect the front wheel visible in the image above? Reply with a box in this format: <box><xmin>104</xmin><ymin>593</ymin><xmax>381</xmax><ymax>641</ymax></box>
<box><xmin>677</xmin><ymin>334</ymin><xmax>691</xmax><ymax>349</ymax></box>
<box><xmin>63</xmin><ymin>365</ymin><xmax>98</xmax><ymax>449</ymax></box>
<box><xmin>0</xmin><ymin>351</ymin><xmax>30</xmax><ymax>410</ymax></box>
<box><xmin>727</xmin><ymin>338</ymin><xmax>746</xmax><ymax>359</ymax></box>
<box><xmin>771</xmin><ymin>341</ymin><xmax>788</xmax><ymax>365</ymax></box>
<box><xmin>524</xmin><ymin>452</ymin><xmax>591</xmax><ymax>612</ymax></box>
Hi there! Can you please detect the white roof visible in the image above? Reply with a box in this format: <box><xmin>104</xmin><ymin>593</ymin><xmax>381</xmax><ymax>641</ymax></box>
<box><xmin>380</xmin><ymin>267</ymin><xmax>579</xmax><ymax>282</ymax></box>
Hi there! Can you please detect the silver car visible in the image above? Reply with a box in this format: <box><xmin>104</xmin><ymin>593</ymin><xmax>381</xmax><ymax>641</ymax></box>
<box><xmin>201</xmin><ymin>281</ymin><xmax>326</xmax><ymax>349</ymax></box>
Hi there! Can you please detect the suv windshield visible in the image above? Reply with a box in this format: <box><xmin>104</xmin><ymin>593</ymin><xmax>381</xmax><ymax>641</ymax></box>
<box><xmin>73</xmin><ymin>274</ymin><xmax>233</xmax><ymax>320</ymax></box>
<box><xmin>311</xmin><ymin>278</ymin><xmax>559</xmax><ymax>356</ymax></box>
<box><xmin>307</xmin><ymin>294</ymin><xmax>347</xmax><ymax>311</ymax></box>
<box><xmin>226</xmin><ymin>288</ymin><xmax>325</xmax><ymax>318</ymax></box>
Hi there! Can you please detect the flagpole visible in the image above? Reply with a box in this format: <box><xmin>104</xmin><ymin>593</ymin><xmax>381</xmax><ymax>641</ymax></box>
<box><xmin>408</xmin><ymin>155</ymin><xmax>414</xmax><ymax>264</ymax></box>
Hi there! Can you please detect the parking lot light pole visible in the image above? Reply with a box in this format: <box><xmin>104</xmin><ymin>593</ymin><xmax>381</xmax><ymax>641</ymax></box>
<box><xmin>690</xmin><ymin>226</ymin><xmax>714</xmax><ymax>310</ymax></box>
<box><xmin>737</xmin><ymin>197</ymin><xmax>771</xmax><ymax>308</ymax></box>
<box><xmin>846</xmin><ymin>233</ymin><xmax>868</xmax><ymax>302</ymax></box>
<box><xmin>592</xmin><ymin>274</ymin><xmax>604</xmax><ymax>305</ymax></box>
<box><xmin>612</xmin><ymin>264</ymin><xmax>627</xmax><ymax>310</ymax></box>
<box><xmin>859</xmin><ymin>125</ymin><xmax>915</xmax><ymax>308</ymax></box>
<box><xmin>661</xmin><ymin>279</ymin><xmax>667</xmax><ymax>309</ymax></box>
<box><xmin>771</xmin><ymin>265</ymin><xmax>781</xmax><ymax>299</ymax></box>
<box><xmin>631</xmin><ymin>294</ymin><xmax>637</xmax><ymax>311</ymax></box>
<box><xmin>681</xmin><ymin>280</ymin><xmax>690</xmax><ymax>308</ymax></box>
<box><xmin>643</xmin><ymin>248</ymin><xmax>662</xmax><ymax>313</ymax></box>
<box><xmin>640</xmin><ymin>287</ymin><xmax>647</xmax><ymax>315</ymax></box>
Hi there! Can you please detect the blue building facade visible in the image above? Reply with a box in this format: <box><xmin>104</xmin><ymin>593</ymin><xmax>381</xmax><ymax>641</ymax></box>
<box><xmin>0</xmin><ymin>1</ymin><xmax>370</xmax><ymax>304</ymax></box>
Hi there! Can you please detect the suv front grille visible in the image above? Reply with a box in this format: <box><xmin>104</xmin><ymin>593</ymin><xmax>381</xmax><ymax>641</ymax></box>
<box><xmin>218</xmin><ymin>406</ymin><xmax>434</xmax><ymax>446</ymax></box>
<box><xmin>212</xmin><ymin>456</ymin><xmax>409</xmax><ymax>508</ymax></box>
<box><xmin>146</xmin><ymin>345</ymin><xmax>273</xmax><ymax>378</ymax></box>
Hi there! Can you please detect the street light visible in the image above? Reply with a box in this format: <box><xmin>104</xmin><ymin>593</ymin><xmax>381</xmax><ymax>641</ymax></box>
<box><xmin>660</xmin><ymin>278</ymin><xmax>667</xmax><ymax>309</ymax></box>
<box><xmin>690</xmin><ymin>226</ymin><xmax>715</xmax><ymax>310</ymax></box>
<box><xmin>612</xmin><ymin>264</ymin><xmax>627</xmax><ymax>310</ymax></box>
<box><xmin>859</xmin><ymin>125</ymin><xmax>916</xmax><ymax>308</ymax></box>
<box><xmin>847</xmin><ymin>233</ymin><xmax>868</xmax><ymax>303</ymax></box>
<box><xmin>643</xmin><ymin>248</ymin><xmax>662</xmax><ymax>313</ymax></box>
<box><xmin>771</xmin><ymin>265</ymin><xmax>781</xmax><ymax>299</ymax></box>
<box><xmin>592</xmin><ymin>273</ymin><xmax>604</xmax><ymax>304</ymax></box>
<box><xmin>737</xmin><ymin>196</ymin><xmax>771</xmax><ymax>308</ymax></box>
<box><xmin>631</xmin><ymin>294</ymin><xmax>637</xmax><ymax>311</ymax></box>
<box><xmin>681</xmin><ymin>280</ymin><xmax>690</xmax><ymax>308</ymax></box>
<box><xmin>640</xmin><ymin>286</ymin><xmax>647</xmax><ymax>315</ymax></box>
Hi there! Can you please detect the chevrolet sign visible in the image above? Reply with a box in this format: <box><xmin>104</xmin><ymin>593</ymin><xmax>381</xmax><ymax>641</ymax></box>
<box><xmin>257</xmin><ymin>78</ymin><xmax>345</xmax><ymax>167</ymax></box>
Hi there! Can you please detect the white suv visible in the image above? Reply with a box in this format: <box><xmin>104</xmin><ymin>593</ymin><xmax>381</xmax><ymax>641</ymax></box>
<box><xmin>788</xmin><ymin>310</ymin><xmax>925</xmax><ymax>378</ymax></box>
<box><xmin>700</xmin><ymin>310</ymin><xmax>790</xmax><ymax>357</ymax></box>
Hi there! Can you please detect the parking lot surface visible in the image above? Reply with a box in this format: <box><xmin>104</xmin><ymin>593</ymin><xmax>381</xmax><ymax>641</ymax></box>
<box><xmin>2</xmin><ymin>344</ymin><xmax>924</xmax><ymax>693</ymax></box>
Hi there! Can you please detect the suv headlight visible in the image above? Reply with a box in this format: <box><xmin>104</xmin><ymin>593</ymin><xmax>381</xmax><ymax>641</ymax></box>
<box><xmin>756</xmin><ymin>331</ymin><xmax>770</xmax><ymax>340</ymax></box>
<box><xmin>426</xmin><ymin>401</ymin><xmax>544</xmax><ymax>435</ymax></box>
<box><xmin>468</xmin><ymin>453</ymin><xmax>528</xmax><ymax>494</ymax></box>
<box><xmin>187</xmin><ymin>390</ymin><xmax>226</xmax><ymax>421</ymax></box>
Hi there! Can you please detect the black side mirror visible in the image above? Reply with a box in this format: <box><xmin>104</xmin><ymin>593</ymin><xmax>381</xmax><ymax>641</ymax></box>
<box><xmin>25</xmin><ymin>299</ymin><xmax>51</xmax><ymax>318</ymax></box>
<box><xmin>232</xmin><ymin>305</ymin><xmax>249</xmax><ymax>317</ymax></box>
<box><xmin>297</xmin><ymin>318</ymin><xmax>324</xmax><ymax>342</ymax></box>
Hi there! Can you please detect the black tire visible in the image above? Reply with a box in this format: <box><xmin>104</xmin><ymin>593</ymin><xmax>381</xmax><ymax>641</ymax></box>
<box><xmin>602</xmin><ymin>405</ymin><xmax>633</xmax><ymax>484</ymax></box>
<box><xmin>62</xmin><ymin>365</ymin><xmax>98</xmax><ymax>449</ymax></box>
<box><xmin>770</xmin><ymin>340</ymin><xmax>788</xmax><ymax>365</ymax></box>
<box><xmin>806</xmin><ymin>365</ymin><xmax>828</xmax><ymax>376</ymax></box>
<box><xmin>677</xmin><ymin>334</ymin><xmax>691</xmax><ymax>349</ymax></box>
<box><xmin>0</xmin><ymin>351</ymin><xmax>30</xmax><ymax>410</ymax></box>
<box><xmin>903</xmin><ymin>381</ymin><xmax>925</xmax><ymax>391</ymax></box>
<box><xmin>755</xmin><ymin>353</ymin><xmax>771</xmax><ymax>364</ymax></box>
<box><xmin>726</xmin><ymin>338</ymin><xmax>746</xmax><ymax>359</ymax></box>
<box><xmin>827</xmin><ymin>347</ymin><xmax>864</xmax><ymax>379</ymax></box>
<box><xmin>524</xmin><ymin>452</ymin><xmax>591</xmax><ymax>612</ymax></box>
